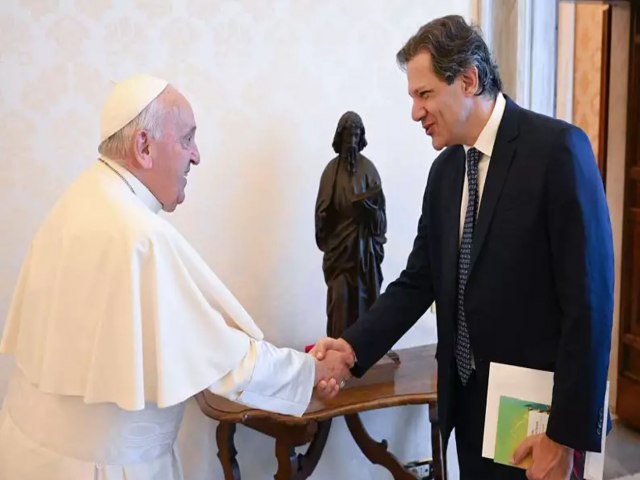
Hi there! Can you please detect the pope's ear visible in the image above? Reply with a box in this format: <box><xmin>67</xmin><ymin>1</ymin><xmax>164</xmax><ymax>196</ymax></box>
<box><xmin>132</xmin><ymin>130</ymin><xmax>153</xmax><ymax>169</ymax></box>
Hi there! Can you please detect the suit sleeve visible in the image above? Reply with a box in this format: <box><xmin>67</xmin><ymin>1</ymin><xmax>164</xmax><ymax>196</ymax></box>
<box><xmin>544</xmin><ymin>126</ymin><xmax>614</xmax><ymax>452</ymax></box>
<box><xmin>342</xmin><ymin>172</ymin><xmax>436</xmax><ymax>376</ymax></box>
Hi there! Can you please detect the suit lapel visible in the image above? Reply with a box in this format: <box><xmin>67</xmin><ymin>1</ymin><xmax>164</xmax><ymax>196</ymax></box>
<box><xmin>469</xmin><ymin>98</ymin><xmax>520</xmax><ymax>274</ymax></box>
<box><xmin>442</xmin><ymin>146</ymin><xmax>465</xmax><ymax>303</ymax></box>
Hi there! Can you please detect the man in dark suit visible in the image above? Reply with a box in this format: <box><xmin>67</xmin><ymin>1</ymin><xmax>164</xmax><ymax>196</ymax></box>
<box><xmin>313</xmin><ymin>15</ymin><xmax>613</xmax><ymax>480</ymax></box>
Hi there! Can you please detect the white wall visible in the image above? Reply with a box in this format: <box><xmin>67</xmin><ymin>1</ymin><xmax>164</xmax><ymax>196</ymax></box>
<box><xmin>0</xmin><ymin>1</ymin><xmax>470</xmax><ymax>478</ymax></box>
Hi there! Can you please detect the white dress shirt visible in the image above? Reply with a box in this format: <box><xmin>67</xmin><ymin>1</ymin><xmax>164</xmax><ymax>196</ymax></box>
<box><xmin>459</xmin><ymin>93</ymin><xmax>507</xmax><ymax>243</ymax></box>
<box><xmin>457</xmin><ymin>93</ymin><xmax>506</xmax><ymax>370</ymax></box>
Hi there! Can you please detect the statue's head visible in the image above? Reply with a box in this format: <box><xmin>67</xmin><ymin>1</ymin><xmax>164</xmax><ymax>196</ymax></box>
<box><xmin>332</xmin><ymin>111</ymin><xmax>367</xmax><ymax>155</ymax></box>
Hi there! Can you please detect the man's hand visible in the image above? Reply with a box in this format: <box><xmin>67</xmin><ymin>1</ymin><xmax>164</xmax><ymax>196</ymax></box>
<box><xmin>309</xmin><ymin>337</ymin><xmax>355</xmax><ymax>400</ymax></box>
<box><xmin>512</xmin><ymin>433</ymin><xmax>573</xmax><ymax>480</ymax></box>
<box><xmin>309</xmin><ymin>337</ymin><xmax>355</xmax><ymax>363</ymax></box>
<box><xmin>313</xmin><ymin>349</ymin><xmax>353</xmax><ymax>400</ymax></box>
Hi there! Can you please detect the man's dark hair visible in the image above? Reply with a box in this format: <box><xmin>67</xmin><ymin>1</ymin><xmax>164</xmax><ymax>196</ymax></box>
<box><xmin>397</xmin><ymin>15</ymin><xmax>502</xmax><ymax>98</ymax></box>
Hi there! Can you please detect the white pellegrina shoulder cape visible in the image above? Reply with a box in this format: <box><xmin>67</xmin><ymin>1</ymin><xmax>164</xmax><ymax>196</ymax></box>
<box><xmin>0</xmin><ymin>158</ymin><xmax>264</xmax><ymax>411</ymax></box>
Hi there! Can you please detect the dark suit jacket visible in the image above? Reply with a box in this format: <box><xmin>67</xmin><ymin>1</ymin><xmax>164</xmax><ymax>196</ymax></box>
<box><xmin>342</xmin><ymin>97</ymin><xmax>614</xmax><ymax>452</ymax></box>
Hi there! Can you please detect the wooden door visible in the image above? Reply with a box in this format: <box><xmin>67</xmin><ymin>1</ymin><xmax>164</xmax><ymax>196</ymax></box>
<box><xmin>618</xmin><ymin>0</ymin><xmax>640</xmax><ymax>430</ymax></box>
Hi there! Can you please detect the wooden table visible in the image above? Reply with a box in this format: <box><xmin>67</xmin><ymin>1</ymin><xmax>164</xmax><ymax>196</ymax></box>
<box><xmin>195</xmin><ymin>344</ymin><xmax>446</xmax><ymax>480</ymax></box>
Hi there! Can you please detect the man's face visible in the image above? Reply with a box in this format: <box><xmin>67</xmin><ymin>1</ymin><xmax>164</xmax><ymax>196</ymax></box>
<box><xmin>148</xmin><ymin>89</ymin><xmax>200</xmax><ymax>212</ymax></box>
<box><xmin>406</xmin><ymin>51</ymin><xmax>473</xmax><ymax>150</ymax></box>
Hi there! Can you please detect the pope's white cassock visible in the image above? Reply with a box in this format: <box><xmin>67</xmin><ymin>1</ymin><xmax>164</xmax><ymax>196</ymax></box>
<box><xmin>0</xmin><ymin>81</ymin><xmax>315</xmax><ymax>478</ymax></box>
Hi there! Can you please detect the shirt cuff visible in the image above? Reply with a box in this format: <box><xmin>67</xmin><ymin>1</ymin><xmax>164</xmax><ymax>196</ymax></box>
<box><xmin>207</xmin><ymin>339</ymin><xmax>315</xmax><ymax>417</ymax></box>
<box><xmin>238</xmin><ymin>341</ymin><xmax>315</xmax><ymax>417</ymax></box>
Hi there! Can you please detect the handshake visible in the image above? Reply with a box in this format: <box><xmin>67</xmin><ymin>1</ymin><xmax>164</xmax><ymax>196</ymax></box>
<box><xmin>309</xmin><ymin>338</ymin><xmax>356</xmax><ymax>400</ymax></box>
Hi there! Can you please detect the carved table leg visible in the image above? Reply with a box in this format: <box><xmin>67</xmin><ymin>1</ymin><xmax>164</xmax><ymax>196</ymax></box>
<box><xmin>291</xmin><ymin>419</ymin><xmax>332</xmax><ymax>480</ymax></box>
<box><xmin>345</xmin><ymin>413</ymin><xmax>417</xmax><ymax>480</ymax></box>
<box><xmin>274</xmin><ymin>440</ymin><xmax>295</xmax><ymax>480</ymax></box>
<box><xmin>216</xmin><ymin>422</ymin><xmax>241</xmax><ymax>480</ymax></box>
<box><xmin>429</xmin><ymin>403</ymin><xmax>447</xmax><ymax>480</ymax></box>
<box><xmin>271</xmin><ymin>420</ymin><xmax>332</xmax><ymax>480</ymax></box>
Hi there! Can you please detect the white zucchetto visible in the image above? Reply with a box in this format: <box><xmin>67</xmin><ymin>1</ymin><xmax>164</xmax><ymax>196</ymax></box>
<box><xmin>100</xmin><ymin>74</ymin><xmax>168</xmax><ymax>142</ymax></box>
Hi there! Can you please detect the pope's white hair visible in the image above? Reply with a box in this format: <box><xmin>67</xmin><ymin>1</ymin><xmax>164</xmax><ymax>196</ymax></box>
<box><xmin>98</xmin><ymin>91</ymin><xmax>167</xmax><ymax>161</ymax></box>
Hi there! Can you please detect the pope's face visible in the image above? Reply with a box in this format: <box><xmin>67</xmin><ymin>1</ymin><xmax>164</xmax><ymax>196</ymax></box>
<box><xmin>148</xmin><ymin>89</ymin><xmax>200</xmax><ymax>212</ymax></box>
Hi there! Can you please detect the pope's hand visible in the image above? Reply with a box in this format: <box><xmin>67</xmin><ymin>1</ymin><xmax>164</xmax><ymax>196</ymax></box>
<box><xmin>313</xmin><ymin>349</ymin><xmax>353</xmax><ymax>400</ymax></box>
<box><xmin>310</xmin><ymin>337</ymin><xmax>355</xmax><ymax>399</ymax></box>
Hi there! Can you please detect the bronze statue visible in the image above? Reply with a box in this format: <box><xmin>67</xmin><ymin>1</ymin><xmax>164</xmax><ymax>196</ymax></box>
<box><xmin>315</xmin><ymin>111</ymin><xmax>387</xmax><ymax>337</ymax></box>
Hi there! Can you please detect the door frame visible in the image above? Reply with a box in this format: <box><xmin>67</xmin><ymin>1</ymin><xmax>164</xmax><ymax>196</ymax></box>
<box><xmin>617</xmin><ymin>0</ymin><xmax>640</xmax><ymax>430</ymax></box>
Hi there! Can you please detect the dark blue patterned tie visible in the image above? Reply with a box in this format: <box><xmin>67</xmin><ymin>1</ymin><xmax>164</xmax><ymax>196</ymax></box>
<box><xmin>456</xmin><ymin>147</ymin><xmax>481</xmax><ymax>385</ymax></box>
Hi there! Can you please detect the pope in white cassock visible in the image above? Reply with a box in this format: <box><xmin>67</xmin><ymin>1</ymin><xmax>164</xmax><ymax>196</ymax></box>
<box><xmin>0</xmin><ymin>74</ymin><xmax>352</xmax><ymax>479</ymax></box>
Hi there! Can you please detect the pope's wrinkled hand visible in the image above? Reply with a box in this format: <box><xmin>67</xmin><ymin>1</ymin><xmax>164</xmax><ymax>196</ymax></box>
<box><xmin>313</xmin><ymin>349</ymin><xmax>353</xmax><ymax>400</ymax></box>
<box><xmin>310</xmin><ymin>337</ymin><xmax>355</xmax><ymax>399</ymax></box>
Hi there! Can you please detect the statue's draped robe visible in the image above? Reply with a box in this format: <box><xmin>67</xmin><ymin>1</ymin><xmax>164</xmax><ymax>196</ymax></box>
<box><xmin>315</xmin><ymin>154</ymin><xmax>387</xmax><ymax>336</ymax></box>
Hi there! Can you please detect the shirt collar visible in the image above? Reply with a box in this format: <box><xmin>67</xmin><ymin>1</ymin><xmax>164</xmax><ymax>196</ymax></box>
<box><xmin>463</xmin><ymin>92</ymin><xmax>506</xmax><ymax>157</ymax></box>
<box><xmin>99</xmin><ymin>155</ymin><xmax>163</xmax><ymax>214</ymax></box>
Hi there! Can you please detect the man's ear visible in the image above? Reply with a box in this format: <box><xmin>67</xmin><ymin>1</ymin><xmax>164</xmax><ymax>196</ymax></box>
<box><xmin>460</xmin><ymin>65</ymin><xmax>480</xmax><ymax>97</ymax></box>
<box><xmin>133</xmin><ymin>130</ymin><xmax>153</xmax><ymax>170</ymax></box>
